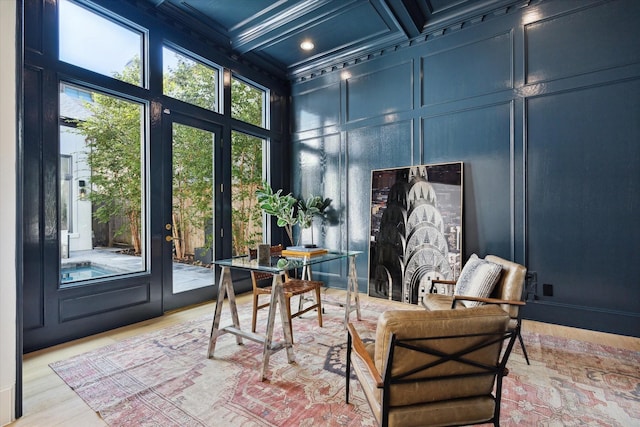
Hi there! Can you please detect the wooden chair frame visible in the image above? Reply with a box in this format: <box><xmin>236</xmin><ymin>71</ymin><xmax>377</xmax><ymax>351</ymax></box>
<box><xmin>346</xmin><ymin>321</ymin><xmax>518</xmax><ymax>427</ymax></box>
<box><xmin>429</xmin><ymin>278</ymin><xmax>530</xmax><ymax>365</ymax></box>
<box><xmin>249</xmin><ymin>245</ymin><xmax>323</xmax><ymax>343</ymax></box>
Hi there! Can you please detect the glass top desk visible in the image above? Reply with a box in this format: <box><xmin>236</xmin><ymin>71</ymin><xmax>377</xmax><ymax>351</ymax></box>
<box><xmin>207</xmin><ymin>250</ymin><xmax>362</xmax><ymax>381</ymax></box>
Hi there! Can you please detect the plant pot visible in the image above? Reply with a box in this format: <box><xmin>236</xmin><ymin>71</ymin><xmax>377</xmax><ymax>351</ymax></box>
<box><xmin>194</xmin><ymin>247</ymin><xmax>212</xmax><ymax>264</ymax></box>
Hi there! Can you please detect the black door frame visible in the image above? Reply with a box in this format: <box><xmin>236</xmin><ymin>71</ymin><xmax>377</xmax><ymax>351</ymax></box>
<box><xmin>22</xmin><ymin>79</ymin><xmax>164</xmax><ymax>353</ymax></box>
<box><xmin>160</xmin><ymin>110</ymin><xmax>223</xmax><ymax>311</ymax></box>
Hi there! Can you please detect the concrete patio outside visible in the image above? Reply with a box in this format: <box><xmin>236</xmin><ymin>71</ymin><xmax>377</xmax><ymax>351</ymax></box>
<box><xmin>62</xmin><ymin>247</ymin><xmax>214</xmax><ymax>293</ymax></box>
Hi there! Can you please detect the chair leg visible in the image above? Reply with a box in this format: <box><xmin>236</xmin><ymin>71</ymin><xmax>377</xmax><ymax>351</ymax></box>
<box><xmin>518</xmin><ymin>328</ymin><xmax>530</xmax><ymax>365</ymax></box>
<box><xmin>346</xmin><ymin>332</ymin><xmax>352</xmax><ymax>404</ymax></box>
<box><xmin>252</xmin><ymin>293</ymin><xmax>259</xmax><ymax>333</ymax></box>
<box><xmin>315</xmin><ymin>286</ymin><xmax>323</xmax><ymax>328</ymax></box>
<box><xmin>285</xmin><ymin>295</ymin><xmax>294</xmax><ymax>344</ymax></box>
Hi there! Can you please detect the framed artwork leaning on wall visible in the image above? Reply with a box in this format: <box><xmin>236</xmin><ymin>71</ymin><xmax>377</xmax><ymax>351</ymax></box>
<box><xmin>368</xmin><ymin>162</ymin><xmax>463</xmax><ymax>304</ymax></box>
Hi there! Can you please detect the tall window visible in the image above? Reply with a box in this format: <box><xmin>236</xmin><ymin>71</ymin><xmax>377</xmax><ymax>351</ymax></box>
<box><xmin>231</xmin><ymin>131</ymin><xmax>264</xmax><ymax>256</ymax></box>
<box><xmin>59</xmin><ymin>0</ymin><xmax>145</xmax><ymax>87</ymax></box>
<box><xmin>59</xmin><ymin>82</ymin><xmax>146</xmax><ymax>284</ymax></box>
<box><xmin>57</xmin><ymin>0</ymin><xmax>149</xmax><ymax>285</ymax></box>
<box><xmin>54</xmin><ymin>1</ymin><xmax>272</xmax><ymax>280</ymax></box>
<box><xmin>232</xmin><ymin>76</ymin><xmax>268</xmax><ymax>128</ymax></box>
<box><xmin>163</xmin><ymin>46</ymin><xmax>221</xmax><ymax>112</ymax></box>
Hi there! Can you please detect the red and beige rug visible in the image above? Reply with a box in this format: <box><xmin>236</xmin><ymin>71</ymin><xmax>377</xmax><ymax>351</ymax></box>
<box><xmin>50</xmin><ymin>298</ymin><xmax>639</xmax><ymax>426</ymax></box>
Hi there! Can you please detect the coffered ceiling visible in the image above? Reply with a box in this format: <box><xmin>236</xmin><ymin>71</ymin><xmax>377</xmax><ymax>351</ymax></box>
<box><xmin>145</xmin><ymin>0</ymin><xmax>530</xmax><ymax>80</ymax></box>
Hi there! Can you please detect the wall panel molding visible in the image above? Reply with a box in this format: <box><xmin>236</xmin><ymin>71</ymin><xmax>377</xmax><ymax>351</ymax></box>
<box><xmin>346</xmin><ymin>60</ymin><xmax>413</xmax><ymax>122</ymax></box>
<box><xmin>525</xmin><ymin>78</ymin><xmax>640</xmax><ymax>320</ymax></box>
<box><xmin>292</xmin><ymin>81</ymin><xmax>341</xmax><ymax>132</ymax></box>
<box><xmin>422</xmin><ymin>101</ymin><xmax>515</xmax><ymax>258</ymax></box>
<box><xmin>59</xmin><ymin>283</ymin><xmax>151</xmax><ymax>322</ymax></box>
<box><xmin>525</xmin><ymin>0</ymin><xmax>640</xmax><ymax>84</ymax></box>
<box><xmin>22</xmin><ymin>66</ymin><xmax>45</xmax><ymax>332</ymax></box>
<box><xmin>422</xmin><ymin>31</ymin><xmax>513</xmax><ymax>106</ymax></box>
<box><xmin>517</xmin><ymin>62</ymin><xmax>640</xmax><ymax>100</ymax></box>
<box><xmin>24</xmin><ymin>0</ymin><xmax>45</xmax><ymax>56</ymax></box>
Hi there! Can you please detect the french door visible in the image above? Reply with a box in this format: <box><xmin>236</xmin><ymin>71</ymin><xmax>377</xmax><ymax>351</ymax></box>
<box><xmin>161</xmin><ymin>111</ymin><xmax>222</xmax><ymax>311</ymax></box>
<box><xmin>22</xmin><ymin>90</ymin><xmax>221</xmax><ymax>351</ymax></box>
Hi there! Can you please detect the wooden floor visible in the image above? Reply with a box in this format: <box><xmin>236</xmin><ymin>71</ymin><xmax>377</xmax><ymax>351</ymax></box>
<box><xmin>9</xmin><ymin>289</ymin><xmax>640</xmax><ymax>426</ymax></box>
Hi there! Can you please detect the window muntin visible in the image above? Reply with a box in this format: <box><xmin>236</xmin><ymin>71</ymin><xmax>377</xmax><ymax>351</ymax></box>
<box><xmin>231</xmin><ymin>76</ymin><xmax>268</xmax><ymax>128</ymax></box>
<box><xmin>231</xmin><ymin>131</ymin><xmax>264</xmax><ymax>256</ymax></box>
<box><xmin>163</xmin><ymin>46</ymin><xmax>220</xmax><ymax>112</ymax></box>
<box><xmin>59</xmin><ymin>0</ymin><xmax>144</xmax><ymax>87</ymax></box>
<box><xmin>59</xmin><ymin>82</ymin><xmax>146</xmax><ymax>284</ymax></box>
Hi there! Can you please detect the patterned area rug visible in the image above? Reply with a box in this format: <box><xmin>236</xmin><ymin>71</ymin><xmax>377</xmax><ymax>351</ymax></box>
<box><xmin>502</xmin><ymin>331</ymin><xmax>640</xmax><ymax>426</ymax></box>
<box><xmin>50</xmin><ymin>298</ymin><xmax>640</xmax><ymax>426</ymax></box>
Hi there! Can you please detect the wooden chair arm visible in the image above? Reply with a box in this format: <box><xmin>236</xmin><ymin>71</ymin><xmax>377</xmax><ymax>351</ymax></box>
<box><xmin>452</xmin><ymin>295</ymin><xmax>526</xmax><ymax>308</ymax></box>
<box><xmin>347</xmin><ymin>323</ymin><xmax>383</xmax><ymax>387</ymax></box>
<box><xmin>429</xmin><ymin>278</ymin><xmax>457</xmax><ymax>294</ymax></box>
<box><xmin>431</xmin><ymin>279</ymin><xmax>457</xmax><ymax>285</ymax></box>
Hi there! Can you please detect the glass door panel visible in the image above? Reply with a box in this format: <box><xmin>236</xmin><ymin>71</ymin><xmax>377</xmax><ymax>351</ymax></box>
<box><xmin>59</xmin><ymin>82</ymin><xmax>146</xmax><ymax>285</ymax></box>
<box><xmin>170</xmin><ymin>122</ymin><xmax>216</xmax><ymax>294</ymax></box>
<box><xmin>231</xmin><ymin>131</ymin><xmax>264</xmax><ymax>256</ymax></box>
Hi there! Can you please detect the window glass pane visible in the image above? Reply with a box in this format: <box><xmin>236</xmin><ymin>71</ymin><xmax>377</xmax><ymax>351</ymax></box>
<box><xmin>231</xmin><ymin>131</ymin><xmax>264</xmax><ymax>256</ymax></box>
<box><xmin>232</xmin><ymin>77</ymin><xmax>266</xmax><ymax>128</ymax></box>
<box><xmin>163</xmin><ymin>46</ymin><xmax>219</xmax><ymax>112</ymax></box>
<box><xmin>59</xmin><ymin>82</ymin><xmax>146</xmax><ymax>284</ymax></box>
<box><xmin>59</xmin><ymin>0</ymin><xmax>143</xmax><ymax>86</ymax></box>
<box><xmin>172</xmin><ymin>123</ymin><xmax>215</xmax><ymax>292</ymax></box>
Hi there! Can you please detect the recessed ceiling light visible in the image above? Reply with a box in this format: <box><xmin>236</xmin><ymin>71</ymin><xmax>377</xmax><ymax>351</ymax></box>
<box><xmin>300</xmin><ymin>40</ymin><xmax>315</xmax><ymax>51</ymax></box>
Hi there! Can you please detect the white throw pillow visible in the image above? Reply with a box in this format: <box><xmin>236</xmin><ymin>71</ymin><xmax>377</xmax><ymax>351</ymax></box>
<box><xmin>454</xmin><ymin>254</ymin><xmax>503</xmax><ymax>307</ymax></box>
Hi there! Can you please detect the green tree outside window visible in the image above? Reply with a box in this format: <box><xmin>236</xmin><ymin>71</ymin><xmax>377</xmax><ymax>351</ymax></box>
<box><xmin>73</xmin><ymin>55</ymin><xmax>267</xmax><ymax>259</ymax></box>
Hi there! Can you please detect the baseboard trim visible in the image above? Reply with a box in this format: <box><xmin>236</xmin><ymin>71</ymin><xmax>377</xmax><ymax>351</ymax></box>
<box><xmin>0</xmin><ymin>384</ymin><xmax>15</xmax><ymax>426</ymax></box>
<box><xmin>523</xmin><ymin>300</ymin><xmax>640</xmax><ymax>338</ymax></box>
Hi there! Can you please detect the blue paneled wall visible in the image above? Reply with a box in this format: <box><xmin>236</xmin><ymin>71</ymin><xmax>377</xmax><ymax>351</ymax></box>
<box><xmin>289</xmin><ymin>0</ymin><xmax>640</xmax><ymax>336</ymax></box>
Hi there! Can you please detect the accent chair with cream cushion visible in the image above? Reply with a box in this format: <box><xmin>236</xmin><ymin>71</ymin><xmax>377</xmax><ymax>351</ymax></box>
<box><xmin>452</xmin><ymin>254</ymin><xmax>503</xmax><ymax>307</ymax></box>
<box><xmin>346</xmin><ymin>305</ymin><xmax>517</xmax><ymax>427</ymax></box>
<box><xmin>422</xmin><ymin>254</ymin><xmax>530</xmax><ymax>364</ymax></box>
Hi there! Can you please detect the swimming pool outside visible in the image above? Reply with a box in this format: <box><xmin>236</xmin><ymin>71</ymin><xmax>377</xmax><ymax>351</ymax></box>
<box><xmin>60</xmin><ymin>263</ymin><xmax>119</xmax><ymax>283</ymax></box>
<box><xmin>61</xmin><ymin>248</ymin><xmax>213</xmax><ymax>292</ymax></box>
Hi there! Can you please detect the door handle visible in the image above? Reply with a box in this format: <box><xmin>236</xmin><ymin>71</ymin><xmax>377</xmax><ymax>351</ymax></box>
<box><xmin>165</xmin><ymin>235</ymin><xmax>173</xmax><ymax>242</ymax></box>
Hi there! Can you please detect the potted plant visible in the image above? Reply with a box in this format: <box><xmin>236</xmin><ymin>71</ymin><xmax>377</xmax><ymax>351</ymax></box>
<box><xmin>256</xmin><ymin>181</ymin><xmax>331</xmax><ymax>247</ymax></box>
<box><xmin>296</xmin><ymin>194</ymin><xmax>332</xmax><ymax>247</ymax></box>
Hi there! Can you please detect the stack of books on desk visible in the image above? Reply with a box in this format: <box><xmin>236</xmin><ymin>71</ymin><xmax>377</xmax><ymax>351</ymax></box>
<box><xmin>281</xmin><ymin>246</ymin><xmax>328</xmax><ymax>257</ymax></box>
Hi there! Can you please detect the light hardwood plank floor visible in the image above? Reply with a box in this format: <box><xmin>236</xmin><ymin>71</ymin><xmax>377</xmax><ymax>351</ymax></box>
<box><xmin>9</xmin><ymin>289</ymin><xmax>640</xmax><ymax>426</ymax></box>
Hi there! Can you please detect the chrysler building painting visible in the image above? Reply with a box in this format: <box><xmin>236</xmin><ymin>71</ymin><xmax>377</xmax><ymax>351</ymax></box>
<box><xmin>368</xmin><ymin>162</ymin><xmax>463</xmax><ymax>304</ymax></box>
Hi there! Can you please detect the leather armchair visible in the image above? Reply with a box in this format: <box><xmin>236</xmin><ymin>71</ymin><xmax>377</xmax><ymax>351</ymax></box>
<box><xmin>422</xmin><ymin>255</ymin><xmax>530</xmax><ymax>364</ymax></box>
<box><xmin>346</xmin><ymin>305</ymin><xmax>517</xmax><ymax>427</ymax></box>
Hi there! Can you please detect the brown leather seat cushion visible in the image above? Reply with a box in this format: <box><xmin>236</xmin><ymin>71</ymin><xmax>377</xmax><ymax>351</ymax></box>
<box><xmin>350</xmin><ymin>305</ymin><xmax>510</xmax><ymax>426</ymax></box>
